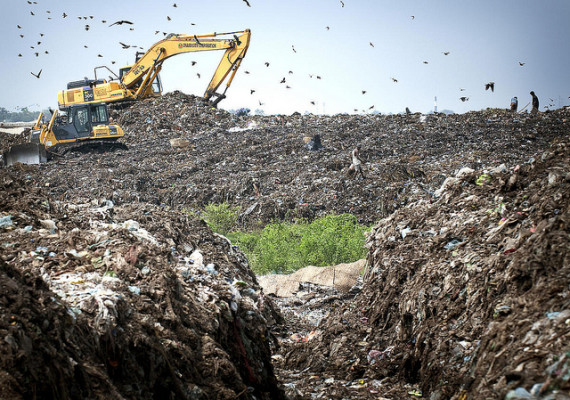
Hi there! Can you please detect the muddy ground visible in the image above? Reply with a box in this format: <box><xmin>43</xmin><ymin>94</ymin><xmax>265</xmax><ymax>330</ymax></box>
<box><xmin>1</xmin><ymin>93</ymin><xmax>569</xmax><ymax>399</ymax></box>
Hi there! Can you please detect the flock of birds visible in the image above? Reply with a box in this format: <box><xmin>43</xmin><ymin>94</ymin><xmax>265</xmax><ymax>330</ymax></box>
<box><xmin>15</xmin><ymin>0</ymin><xmax>546</xmax><ymax>113</ymax></box>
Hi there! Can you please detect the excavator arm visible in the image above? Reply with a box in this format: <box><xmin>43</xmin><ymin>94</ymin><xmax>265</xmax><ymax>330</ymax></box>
<box><xmin>121</xmin><ymin>29</ymin><xmax>251</xmax><ymax>104</ymax></box>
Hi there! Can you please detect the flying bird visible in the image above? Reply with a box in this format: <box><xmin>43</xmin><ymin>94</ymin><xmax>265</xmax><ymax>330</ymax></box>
<box><xmin>443</xmin><ymin>51</ymin><xmax>450</xmax><ymax>55</ymax></box>
<box><xmin>292</xmin><ymin>45</ymin><xmax>296</xmax><ymax>53</ymax></box>
<box><xmin>519</xmin><ymin>62</ymin><xmax>525</xmax><ymax>66</ymax></box>
<box><xmin>460</xmin><ymin>88</ymin><xmax>466</xmax><ymax>91</ymax></box>
<box><xmin>391</xmin><ymin>77</ymin><xmax>398</xmax><ymax>82</ymax></box>
<box><xmin>31</xmin><ymin>69</ymin><xmax>42</xmax><ymax>78</ymax></box>
<box><xmin>194</xmin><ymin>35</ymin><xmax>202</xmax><ymax>45</ymax></box>
<box><xmin>191</xmin><ymin>61</ymin><xmax>197</xmax><ymax>66</ymax></box>
<box><xmin>460</xmin><ymin>97</ymin><xmax>469</xmax><ymax>102</ymax></box>
<box><xmin>167</xmin><ymin>16</ymin><xmax>171</xmax><ymax>21</ymax></box>
<box><xmin>62</xmin><ymin>13</ymin><xmax>67</xmax><ymax>18</ymax></box>
<box><xmin>316</xmin><ymin>76</ymin><xmax>321</xmax><ymax>79</ymax></box>
<box><xmin>30</xmin><ymin>11</ymin><xmax>35</xmax><ymax>16</ymax></box>
<box><xmin>258</xmin><ymin>100</ymin><xmax>264</xmax><ymax>106</ymax></box>
<box><xmin>369</xmin><ymin>42</ymin><xmax>374</xmax><ymax>47</ymax></box>
<box><xmin>340</xmin><ymin>1</ymin><xmax>344</xmax><ymax>7</ymax></box>
<box><xmin>369</xmin><ymin>105</ymin><xmax>375</xmax><ymax>110</ymax></box>
<box><xmin>97</xmin><ymin>54</ymin><xmax>103</xmax><ymax>57</ymax></box>
<box><xmin>264</xmin><ymin>62</ymin><xmax>270</xmax><ymax>67</ymax></box>
<box><xmin>286</xmin><ymin>85</ymin><xmax>291</xmax><ymax>89</ymax></box>
<box><xmin>173</xmin><ymin>3</ymin><xmax>177</xmax><ymax>6</ymax></box>
<box><xmin>423</xmin><ymin>61</ymin><xmax>428</xmax><ymax>64</ymax></box>
<box><xmin>243</xmin><ymin>0</ymin><xmax>251</xmax><ymax>6</ymax></box>
<box><xmin>85</xmin><ymin>24</ymin><xmax>90</xmax><ymax>31</ymax></box>
<box><xmin>244</xmin><ymin>70</ymin><xmax>250</xmax><ymax>74</ymax></box>
<box><xmin>411</xmin><ymin>15</ymin><xmax>415</xmax><ymax>19</ymax></box>
<box><xmin>120</xmin><ymin>42</ymin><xmax>130</xmax><ymax>49</ymax></box>
<box><xmin>197</xmin><ymin>73</ymin><xmax>201</xmax><ymax>78</ymax></box>
<box><xmin>311</xmin><ymin>101</ymin><xmax>315</xmax><ymax>105</ymax></box>
<box><xmin>17</xmin><ymin>25</ymin><xmax>22</xmax><ymax>29</ymax></box>
<box><xmin>362</xmin><ymin>90</ymin><xmax>366</xmax><ymax>94</ymax></box>
<box><xmin>280</xmin><ymin>77</ymin><xmax>286</xmax><ymax>83</ymax></box>
<box><xmin>18</xmin><ymin>54</ymin><xmax>22</xmax><ymax>57</ymax></box>
<box><xmin>109</xmin><ymin>20</ymin><xmax>133</xmax><ymax>26</ymax></box>
<box><xmin>288</xmin><ymin>70</ymin><xmax>293</xmax><ymax>74</ymax></box>
<box><xmin>485</xmin><ymin>82</ymin><xmax>495</xmax><ymax>92</ymax></box>
<box><xmin>326</xmin><ymin>26</ymin><xmax>330</xmax><ymax>30</ymax></box>
<box><xmin>250</xmin><ymin>89</ymin><xmax>255</xmax><ymax>94</ymax></box>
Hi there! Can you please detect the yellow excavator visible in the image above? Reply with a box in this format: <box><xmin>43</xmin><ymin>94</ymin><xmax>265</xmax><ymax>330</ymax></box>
<box><xmin>58</xmin><ymin>29</ymin><xmax>251</xmax><ymax>109</ymax></box>
<box><xmin>2</xmin><ymin>103</ymin><xmax>124</xmax><ymax>166</ymax></box>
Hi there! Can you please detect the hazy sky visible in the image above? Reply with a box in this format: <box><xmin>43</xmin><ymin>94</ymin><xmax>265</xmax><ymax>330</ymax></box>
<box><xmin>2</xmin><ymin>0</ymin><xmax>569</xmax><ymax>115</ymax></box>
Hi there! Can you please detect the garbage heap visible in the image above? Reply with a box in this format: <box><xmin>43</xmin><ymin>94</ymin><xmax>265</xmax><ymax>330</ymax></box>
<box><xmin>279</xmin><ymin>137</ymin><xmax>570</xmax><ymax>399</ymax></box>
<box><xmin>108</xmin><ymin>91</ymin><xmax>567</xmax><ymax>228</ymax></box>
<box><xmin>0</xmin><ymin>167</ymin><xmax>286</xmax><ymax>399</ymax></box>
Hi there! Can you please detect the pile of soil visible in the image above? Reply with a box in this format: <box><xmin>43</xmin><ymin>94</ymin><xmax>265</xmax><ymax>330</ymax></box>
<box><xmin>1</xmin><ymin>92</ymin><xmax>568</xmax><ymax>399</ymax></box>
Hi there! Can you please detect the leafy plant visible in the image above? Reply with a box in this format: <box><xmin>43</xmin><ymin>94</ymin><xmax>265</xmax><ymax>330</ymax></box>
<box><xmin>229</xmin><ymin>214</ymin><xmax>370</xmax><ymax>275</ymax></box>
<box><xmin>202</xmin><ymin>202</ymin><xmax>241</xmax><ymax>236</ymax></box>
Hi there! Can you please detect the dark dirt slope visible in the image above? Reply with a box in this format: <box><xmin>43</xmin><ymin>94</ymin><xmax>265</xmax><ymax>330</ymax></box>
<box><xmin>0</xmin><ymin>168</ymin><xmax>286</xmax><ymax>399</ymax></box>
<box><xmin>280</xmin><ymin>138</ymin><xmax>569</xmax><ymax>399</ymax></box>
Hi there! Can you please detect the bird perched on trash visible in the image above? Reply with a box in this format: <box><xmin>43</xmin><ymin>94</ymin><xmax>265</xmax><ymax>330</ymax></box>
<box><xmin>460</xmin><ymin>97</ymin><xmax>469</xmax><ymax>102</ymax></box>
<box><xmin>485</xmin><ymin>82</ymin><xmax>495</xmax><ymax>92</ymax></box>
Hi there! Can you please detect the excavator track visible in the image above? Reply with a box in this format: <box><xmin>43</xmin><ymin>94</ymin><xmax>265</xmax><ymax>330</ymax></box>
<box><xmin>48</xmin><ymin>139</ymin><xmax>128</xmax><ymax>158</ymax></box>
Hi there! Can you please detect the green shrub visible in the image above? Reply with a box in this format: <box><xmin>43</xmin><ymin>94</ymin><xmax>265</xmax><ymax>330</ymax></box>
<box><xmin>202</xmin><ymin>202</ymin><xmax>240</xmax><ymax>235</ymax></box>
<box><xmin>230</xmin><ymin>214</ymin><xmax>369</xmax><ymax>275</ymax></box>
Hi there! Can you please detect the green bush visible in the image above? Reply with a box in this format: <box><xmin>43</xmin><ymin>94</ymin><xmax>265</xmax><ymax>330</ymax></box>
<box><xmin>202</xmin><ymin>202</ymin><xmax>240</xmax><ymax>236</ymax></box>
<box><xmin>229</xmin><ymin>214</ymin><xmax>369</xmax><ymax>275</ymax></box>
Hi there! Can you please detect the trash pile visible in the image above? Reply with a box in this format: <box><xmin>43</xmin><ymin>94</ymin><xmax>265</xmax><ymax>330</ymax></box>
<box><xmin>0</xmin><ymin>91</ymin><xmax>569</xmax><ymax>399</ymax></box>
<box><xmin>98</xmin><ymin>92</ymin><xmax>570</xmax><ymax>227</ymax></box>
<box><xmin>277</xmin><ymin>137</ymin><xmax>570</xmax><ymax>399</ymax></box>
<box><xmin>0</xmin><ymin>167</ymin><xmax>286</xmax><ymax>399</ymax></box>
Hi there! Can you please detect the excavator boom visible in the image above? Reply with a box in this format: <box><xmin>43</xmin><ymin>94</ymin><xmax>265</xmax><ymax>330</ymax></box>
<box><xmin>58</xmin><ymin>29</ymin><xmax>251</xmax><ymax>108</ymax></box>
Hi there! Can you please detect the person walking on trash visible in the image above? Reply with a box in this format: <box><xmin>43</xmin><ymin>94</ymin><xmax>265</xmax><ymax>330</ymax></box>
<box><xmin>530</xmin><ymin>91</ymin><xmax>539</xmax><ymax>114</ymax></box>
<box><xmin>510</xmin><ymin>96</ymin><xmax>518</xmax><ymax>112</ymax></box>
<box><xmin>350</xmin><ymin>145</ymin><xmax>365</xmax><ymax>179</ymax></box>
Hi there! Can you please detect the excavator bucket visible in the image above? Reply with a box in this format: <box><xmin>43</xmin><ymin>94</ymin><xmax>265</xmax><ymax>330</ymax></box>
<box><xmin>2</xmin><ymin>143</ymin><xmax>48</xmax><ymax>167</ymax></box>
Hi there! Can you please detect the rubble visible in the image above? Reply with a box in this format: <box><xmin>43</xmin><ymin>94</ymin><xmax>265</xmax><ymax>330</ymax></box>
<box><xmin>0</xmin><ymin>91</ymin><xmax>569</xmax><ymax>399</ymax></box>
<box><xmin>279</xmin><ymin>136</ymin><xmax>570</xmax><ymax>399</ymax></box>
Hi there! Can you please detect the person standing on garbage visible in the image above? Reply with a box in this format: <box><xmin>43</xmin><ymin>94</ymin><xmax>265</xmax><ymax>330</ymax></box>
<box><xmin>510</xmin><ymin>96</ymin><xmax>518</xmax><ymax>112</ymax></box>
<box><xmin>530</xmin><ymin>91</ymin><xmax>539</xmax><ymax>114</ymax></box>
<box><xmin>350</xmin><ymin>145</ymin><xmax>365</xmax><ymax>179</ymax></box>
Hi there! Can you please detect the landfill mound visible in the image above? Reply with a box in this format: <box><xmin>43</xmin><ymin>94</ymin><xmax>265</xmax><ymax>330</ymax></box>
<box><xmin>278</xmin><ymin>137</ymin><xmax>570</xmax><ymax>399</ymax></box>
<box><xmin>114</xmin><ymin>92</ymin><xmax>567</xmax><ymax>227</ymax></box>
<box><xmin>0</xmin><ymin>168</ymin><xmax>286</xmax><ymax>399</ymax></box>
<box><xmin>1</xmin><ymin>92</ymin><xmax>569</xmax><ymax>399</ymax></box>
